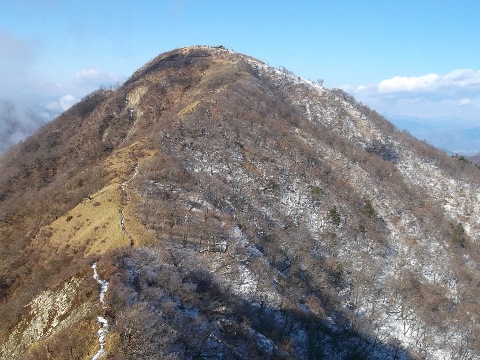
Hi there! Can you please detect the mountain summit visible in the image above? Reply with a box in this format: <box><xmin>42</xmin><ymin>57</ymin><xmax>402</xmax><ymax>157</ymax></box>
<box><xmin>1</xmin><ymin>46</ymin><xmax>479</xmax><ymax>359</ymax></box>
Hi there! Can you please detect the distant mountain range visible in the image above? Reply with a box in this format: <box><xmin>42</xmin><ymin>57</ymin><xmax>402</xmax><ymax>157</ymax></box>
<box><xmin>388</xmin><ymin>115</ymin><xmax>480</xmax><ymax>155</ymax></box>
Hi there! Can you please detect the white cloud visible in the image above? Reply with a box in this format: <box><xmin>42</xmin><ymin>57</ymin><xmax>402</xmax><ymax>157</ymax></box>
<box><xmin>344</xmin><ymin>69</ymin><xmax>480</xmax><ymax>121</ymax></box>
<box><xmin>376</xmin><ymin>69</ymin><xmax>480</xmax><ymax>94</ymax></box>
<box><xmin>378</xmin><ymin>73</ymin><xmax>440</xmax><ymax>93</ymax></box>
<box><xmin>45</xmin><ymin>94</ymin><xmax>79</xmax><ymax>114</ymax></box>
<box><xmin>443</xmin><ymin>69</ymin><xmax>480</xmax><ymax>87</ymax></box>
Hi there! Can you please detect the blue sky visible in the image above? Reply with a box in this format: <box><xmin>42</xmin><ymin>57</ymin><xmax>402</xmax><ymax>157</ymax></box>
<box><xmin>1</xmin><ymin>0</ymin><xmax>480</xmax><ymax>151</ymax></box>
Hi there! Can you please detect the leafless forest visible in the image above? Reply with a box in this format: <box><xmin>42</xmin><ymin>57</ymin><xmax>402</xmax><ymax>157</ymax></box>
<box><xmin>1</xmin><ymin>46</ymin><xmax>479</xmax><ymax>359</ymax></box>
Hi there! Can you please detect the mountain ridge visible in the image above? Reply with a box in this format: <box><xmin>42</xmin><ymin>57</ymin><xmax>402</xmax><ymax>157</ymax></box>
<box><xmin>1</xmin><ymin>46</ymin><xmax>480</xmax><ymax>359</ymax></box>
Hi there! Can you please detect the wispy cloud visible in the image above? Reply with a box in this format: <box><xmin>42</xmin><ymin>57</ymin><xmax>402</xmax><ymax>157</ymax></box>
<box><xmin>75</xmin><ymin>68</ymin><xmax>121</xmax><ymax>88</ymax></box>
<box><xmin>45</xmin><ymin>94</ymin><xmax>79</xmax><ymax>113</ymax></box>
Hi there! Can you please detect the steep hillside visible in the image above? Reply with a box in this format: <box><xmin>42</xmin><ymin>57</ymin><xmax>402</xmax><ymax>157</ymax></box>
<box><xmin>1</xmin><ymin>46</ymin><xmax>480</xmax><ymax>359</ymax></box>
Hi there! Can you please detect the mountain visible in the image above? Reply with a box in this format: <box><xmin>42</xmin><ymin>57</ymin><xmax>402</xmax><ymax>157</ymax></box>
<box><xmin>0</xmin><ymin>100</ymin><xmax>51</xmax><ymax>154</ymax></box>
<box><xmin>1</xmin><ymin>46</ymin><xmax>480</xmax><ymax>359</ymax></box>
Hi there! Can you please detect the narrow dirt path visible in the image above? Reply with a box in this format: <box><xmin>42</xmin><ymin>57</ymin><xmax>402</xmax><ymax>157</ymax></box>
<box><xmin>90</xmin><ymin>166</ymin><xmax>139</xmax><ymax>359</ymax></box>
<box><xmin>120</xmin><ymin>166</ymin><xmax>139</xmax><ymax>246</ymax></box>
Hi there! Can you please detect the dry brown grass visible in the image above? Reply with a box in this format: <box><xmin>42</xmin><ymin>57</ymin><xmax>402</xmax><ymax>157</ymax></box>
<box><xmin>27</xmin><ymin>140</ymin><xmax>158</xmax><ymax>256</ymax></box>
<box><xmin>33</xmin><ymin>183</ymin><xmax>130</xmax><ymax>256</ymax></box>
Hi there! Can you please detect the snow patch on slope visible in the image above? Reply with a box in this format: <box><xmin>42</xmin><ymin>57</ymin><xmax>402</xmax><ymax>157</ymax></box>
<box><xmin>91</xmin><ymin>262</ymin><xmax>109</xmax><ymax>360</ymax></box>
